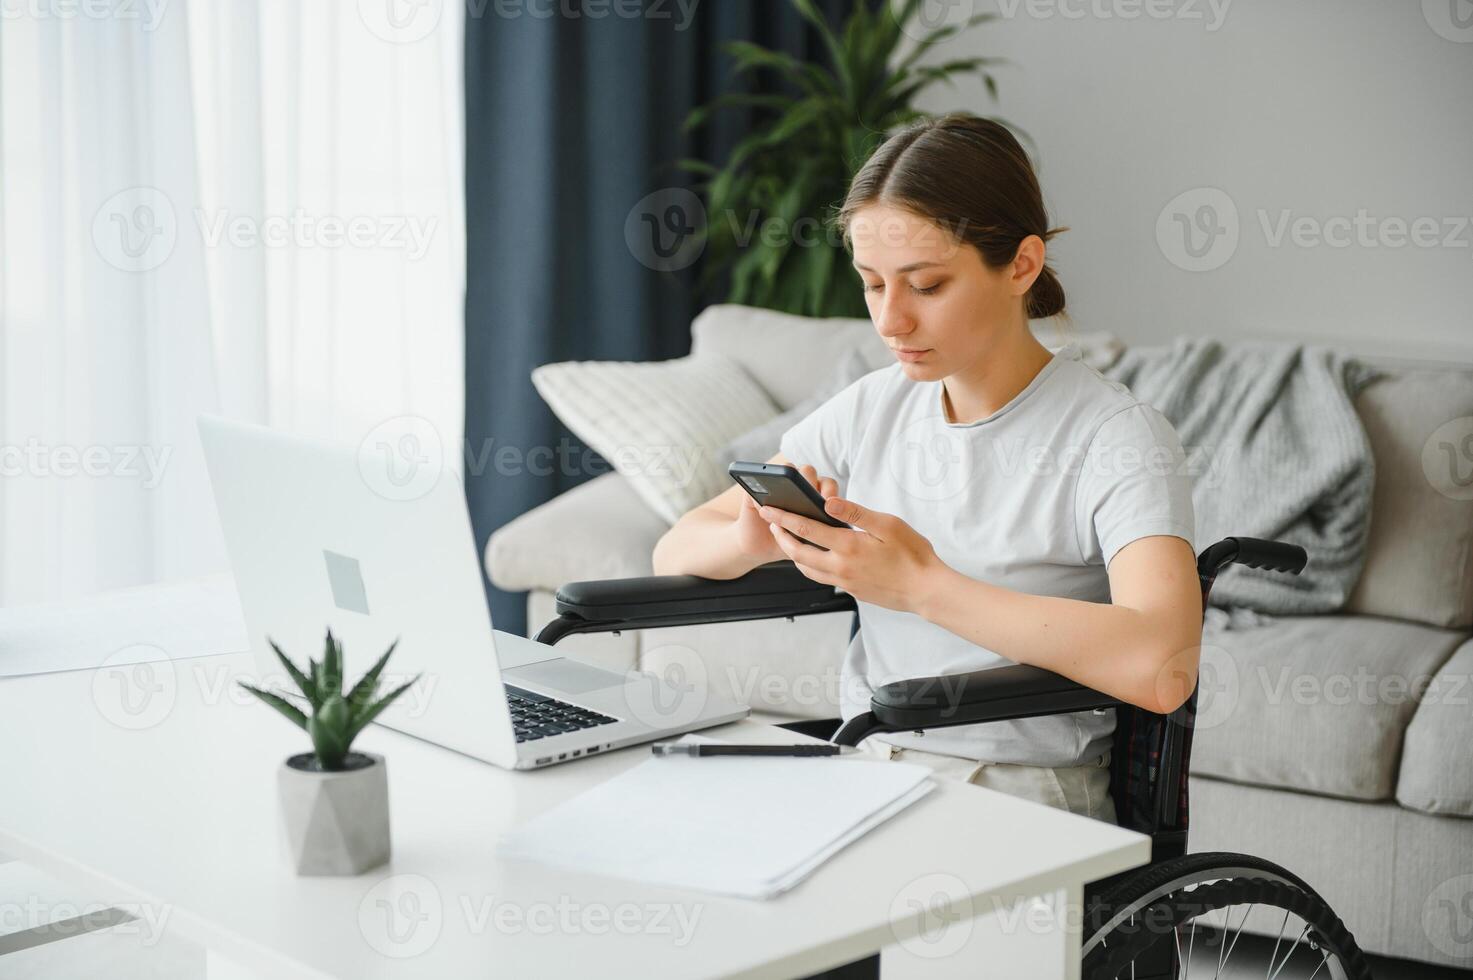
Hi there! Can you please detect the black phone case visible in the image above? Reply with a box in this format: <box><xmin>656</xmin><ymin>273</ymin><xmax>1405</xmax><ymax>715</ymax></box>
<box><xmin>728</xmin><ymin>462</ymin><xmax>848</xmax><ymax>551</ymax></box>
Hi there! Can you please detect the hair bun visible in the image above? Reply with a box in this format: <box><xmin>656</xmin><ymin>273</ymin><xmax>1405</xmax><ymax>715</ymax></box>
<box><xmin>1026</xmin><ymin>265</ymin><xmax>1066</xmax><ymax>319</ymax></box>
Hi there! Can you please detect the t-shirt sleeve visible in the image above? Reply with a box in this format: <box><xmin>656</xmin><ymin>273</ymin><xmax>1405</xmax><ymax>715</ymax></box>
<box><xmin>1075</xmin><ymin>404</ymin><xmax>1197</xmax><ymax>568</ymax></box>
<box><xmin>777</xmin><ymin>376</ymin><xmax>868</xmax><ymax>487</ymax></box>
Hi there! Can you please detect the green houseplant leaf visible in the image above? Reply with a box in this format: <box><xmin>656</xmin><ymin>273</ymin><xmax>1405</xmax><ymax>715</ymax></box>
<box><xmin>238</xmin><ymin>683</ymin><xmax>308</xmax><ymax>731</ymax></box>
<box><xmin>239</xmin><ymin>632</ymin><xmax>418</xmax><ymax>772</ymax></box>
<box><xmin>346</xmin><ymin>638</ymin><xmax>400</xmax><ymax>711</ymax></box>
<box><xmin>321</xmin><ymin>630</ymin><xmax>343</xmax><ymax>700</ymax></box>
<box><xmin>680</xmin><ymin>0</ymin><xmax>1006</xmax><ymax>318</ymax></box>
<box><xmin>308</xmin><ymin>694</ymin><xmax>353</xmax><ymax>770</ymax></box>
<box><xmin>347</xmin><ymin>674</ymin><xmax>422</xmax><ymax>744</ymax></box>
<box><xmin>268</xmin><ymin>637</ymin><xmax>320</xmax><ymax>708</ymax></box>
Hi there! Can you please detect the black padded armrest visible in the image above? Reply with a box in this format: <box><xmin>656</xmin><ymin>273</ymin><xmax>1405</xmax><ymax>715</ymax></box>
<box><xmin>870</xmin><ymin>663</ymin><xmax>1123</xmax><ymax>730</ymax></box>
<box><xmin>538</xmin><ymin>562</ymin><xmax>856</xmax><ymax>643</ymax></box>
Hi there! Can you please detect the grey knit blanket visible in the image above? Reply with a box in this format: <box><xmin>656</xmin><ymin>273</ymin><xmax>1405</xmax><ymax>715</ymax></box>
<box><xmin>1100</xmin><ymin>338</ymin><xmax>1384</xmax><ymax>623</ymax></box>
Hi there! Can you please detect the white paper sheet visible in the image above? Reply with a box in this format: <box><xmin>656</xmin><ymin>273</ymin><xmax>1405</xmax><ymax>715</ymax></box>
<box><xmin>498</xmin><ymin>735</ymin><xmax>935</xmax><ymax>900</ymax></box>
<box><xmin>0</xmin><ymin>575</ymin><xmax>249</xmax><ymax>678</ymax></box>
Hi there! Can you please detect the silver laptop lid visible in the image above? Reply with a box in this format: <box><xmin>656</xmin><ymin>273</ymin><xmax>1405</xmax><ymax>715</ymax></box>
<box><xmin>198</xmin><ymin>415</ymin><xmax>519</xmax><ymax>769</ymax></box>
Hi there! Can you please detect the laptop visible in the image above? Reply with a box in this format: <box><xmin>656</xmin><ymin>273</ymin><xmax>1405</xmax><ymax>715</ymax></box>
<box><xmin>198</xmin><ymin>415</ymin><xmax>749</xmax><ymax>769</ymax></box>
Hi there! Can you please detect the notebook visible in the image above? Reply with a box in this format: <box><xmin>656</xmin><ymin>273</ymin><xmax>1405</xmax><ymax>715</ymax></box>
<box><xmin>497</xmin><ymin>734</ymin><xmax>934</xmax><ymax>899</ymax></box>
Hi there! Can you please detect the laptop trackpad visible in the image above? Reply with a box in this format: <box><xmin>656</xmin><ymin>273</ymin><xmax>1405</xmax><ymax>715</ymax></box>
<box><xmin>503</xmin><ymin>659</ymin><xmax>627</xmax><ymax>695</ymax></box>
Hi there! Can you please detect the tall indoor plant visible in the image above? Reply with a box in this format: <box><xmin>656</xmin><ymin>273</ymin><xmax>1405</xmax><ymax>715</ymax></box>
<box><xmin>680</xmin><ymin>0</ymin><xmax>1004</xmax><ymax>318</ymax></box>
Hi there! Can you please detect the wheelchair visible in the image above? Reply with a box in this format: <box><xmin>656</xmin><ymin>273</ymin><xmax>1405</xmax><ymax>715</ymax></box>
<box><xmin>535</xmin><ymin>536</ymin><xmax>1372</xmax><ymax>979</ymax></box>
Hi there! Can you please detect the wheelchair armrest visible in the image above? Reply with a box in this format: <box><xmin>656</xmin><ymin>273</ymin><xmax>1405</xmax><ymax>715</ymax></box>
<box><xmin>869</xmin><ymin>664</ymin><xmax>1124</xmax><ymax>731</ymax></box>
<box><xmin>535</xmin><ymin>561</ymin><xmax>856</xmax><ymax>644</ymax></box>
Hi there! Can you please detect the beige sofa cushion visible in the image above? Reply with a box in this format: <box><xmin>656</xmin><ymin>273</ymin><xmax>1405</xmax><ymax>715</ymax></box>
<box><xmin>690</xmin><ymin>305</ymin><xmax>886</xmax><ymax>411</ymax></box>
<box><xmin>486</xmin><ymin>472</ymin><xmax>666</xmax><ymax>594</ymax></box>
<box><xmin>1347</xmin><ymin>367</ymin><xmax>1473</xmax><ymax>629</ymax></box>
<box><xmin>1397</xmin><ymin>637</ymin><xmax>1473</xmax><ymax>818</ymax></box>
<box><xmin>1190</xmin><ymin>614</ymin><xmax>1466</xmax><ymax>801</ymax></box>
<box><xmin>530</xmin><ymin>354</ymin><xmax>779</xmax><ymax>524</ymax></box>
<box><xmin>688</xmin><ymin>303</ymin><xmax>1124</xmax><ymax>412</ymax></box>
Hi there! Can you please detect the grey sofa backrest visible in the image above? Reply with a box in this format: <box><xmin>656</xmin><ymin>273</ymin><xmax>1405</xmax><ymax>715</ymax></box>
<box><xmin>1347</xmin><ymin>364</ymin><xmax>1473</xmax><ymax>630</ymax></box>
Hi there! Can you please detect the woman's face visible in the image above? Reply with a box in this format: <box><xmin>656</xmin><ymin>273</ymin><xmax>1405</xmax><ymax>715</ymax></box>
<box><xmin>848</xmin><ymin>203</ymin><xmax>1029</xmax><ymax>382</ymax></box>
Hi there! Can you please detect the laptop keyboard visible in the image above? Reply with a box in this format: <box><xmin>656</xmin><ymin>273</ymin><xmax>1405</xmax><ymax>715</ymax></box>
<box><xmin>505</xmin><ymin>684</ymin><xmax>619</xmax><ymax>743</ymax></box>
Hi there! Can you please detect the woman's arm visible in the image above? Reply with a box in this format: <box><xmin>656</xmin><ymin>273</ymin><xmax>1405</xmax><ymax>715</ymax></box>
<box><xmin>756</xmin><ymin>498</ymin><xmax>1204</xmax><ymax>714</ymax></box>
<box><xmin>913</xmin><ymin>535</ymin><xmax>1204</xmax><ymax>714</ymax></box>
<box><xmin>651</xmin><ymin>454</ymin><xmax>839</xmax><ymax>580</ymax></box>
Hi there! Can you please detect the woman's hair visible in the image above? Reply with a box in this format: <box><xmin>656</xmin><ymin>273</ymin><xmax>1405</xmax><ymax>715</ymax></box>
<box><xmin>836</xmin><ymin>113</ymin><xmax>1068</xmax><ymax>320</ymax></box>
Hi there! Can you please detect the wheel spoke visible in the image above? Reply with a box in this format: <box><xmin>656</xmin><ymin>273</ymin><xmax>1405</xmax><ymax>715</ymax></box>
<box><xmin>1266</xmin><ymin>908</ymin><xmax>1292</xmax><ymax>977</ymax></box>
<box><xmin>1218</xmin><ymin>902</ymin><xmax>1254</xmax><ymax>976</ymax></box>
<box><xmin>1267</xmin><ymin>923</ymin><xmax>1311</xmax><ymax>980</ymax></box>
<box><xmin>1305</xmin><ymin>950</ymin><xmax>1331</xmax><ymax>980</ymax></box>
<box><xmin>1215</xmin><ymin>907</ymin><xmax>1230</xmax><ymax>979</ymax></box>
<box><xmin>1128</xmin><ymin>912</ymin><xmax>1135</xmax><ymax>980</ymax></box>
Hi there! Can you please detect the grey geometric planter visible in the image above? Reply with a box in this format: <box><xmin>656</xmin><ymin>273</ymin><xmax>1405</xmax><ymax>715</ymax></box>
<box><xmin>278</xmin><ymin>751</ymin><xmax>390</xmax><ymax>876</ymax></box>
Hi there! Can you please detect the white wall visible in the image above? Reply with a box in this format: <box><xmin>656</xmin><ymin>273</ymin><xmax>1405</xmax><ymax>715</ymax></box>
<box><xmin>912</xmin><ymin>0</ymin><xmax>1473</xmax><ymax>364</ymax></box>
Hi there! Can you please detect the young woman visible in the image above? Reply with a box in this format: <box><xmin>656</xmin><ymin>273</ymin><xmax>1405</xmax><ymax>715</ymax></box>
<box><xmin>652</xmin><ymin>114</ymin><xmax>1202</xmax><ymax>823</ymax></box>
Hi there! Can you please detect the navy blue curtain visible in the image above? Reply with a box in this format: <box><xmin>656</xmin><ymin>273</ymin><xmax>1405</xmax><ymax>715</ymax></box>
<box><xmin>464</xmin><ymin>0</ymin><xmax>854</xmax><ymax>635</ymax></box>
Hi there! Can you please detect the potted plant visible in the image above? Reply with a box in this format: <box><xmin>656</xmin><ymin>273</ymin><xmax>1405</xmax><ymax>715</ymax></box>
<box><xmin>240</xmin><ymin>630</ymin><xmax>419</xmax><ymax>876</ymax></box>
<box><xmin>679</xmin><ymin>0</ymin><xmax>1007</xmax><ymax>318</ymax></box>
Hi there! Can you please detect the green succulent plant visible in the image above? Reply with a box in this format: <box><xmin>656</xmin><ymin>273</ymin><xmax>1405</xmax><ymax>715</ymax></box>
<box><xmin>678</xmin><ymin>0</ymin><xmax>1006</xmax><ymax>318</ymax></box>
<box><xmin>240</xmin><ymin>630</ymin><xmax>419</xmax><ymax>771</ymax></box>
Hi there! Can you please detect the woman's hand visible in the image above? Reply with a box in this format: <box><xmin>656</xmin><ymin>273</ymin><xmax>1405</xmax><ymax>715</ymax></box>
<box><xmin>733</xmin><ymin>463</ymin><xmax>837</xmax><ymax>563</ymax></box>
<box><xmin>759</xmin><ymin>496</ymin><xmax>946</xmax><ymax>614</ymax></box>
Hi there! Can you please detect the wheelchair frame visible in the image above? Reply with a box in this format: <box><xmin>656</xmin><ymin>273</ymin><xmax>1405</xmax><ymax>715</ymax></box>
<box><xmin>532</xmin><ymin>536</ymin><xmax>1332</xmax><ymax>979</ymax></box>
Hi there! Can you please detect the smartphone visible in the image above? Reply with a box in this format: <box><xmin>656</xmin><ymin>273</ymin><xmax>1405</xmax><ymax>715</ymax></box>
<box><xmin>728</xmin><ymin>461</ymin><xmax>849</xmax><ymax>551</ymax></box>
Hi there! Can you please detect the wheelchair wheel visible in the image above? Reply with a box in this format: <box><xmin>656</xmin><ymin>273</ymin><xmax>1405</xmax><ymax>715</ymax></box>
<box><xmin>1081</xmin><ymin>852</ymin><xmax>1372</xmax><ymax>980</ymax></box>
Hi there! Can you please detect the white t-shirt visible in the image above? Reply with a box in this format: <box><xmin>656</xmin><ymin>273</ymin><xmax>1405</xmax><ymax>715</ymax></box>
<box><xmin>779</xmin><ymin>343</ymin><xmax>1196</xmax><ymax>767</ymax></box>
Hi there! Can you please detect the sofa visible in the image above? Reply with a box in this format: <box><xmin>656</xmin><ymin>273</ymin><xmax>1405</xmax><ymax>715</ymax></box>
<box><xmin>487</xmin><ymin>304</ymin><xmax>1473</xmax><ymax>970</ymax></box>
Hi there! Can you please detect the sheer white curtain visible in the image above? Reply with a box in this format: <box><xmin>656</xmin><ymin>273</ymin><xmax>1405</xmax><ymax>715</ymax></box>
<box><xmin>0</xmin><ymin>0</ymin><xmax>465</xmax><ymax>605</ymax></box>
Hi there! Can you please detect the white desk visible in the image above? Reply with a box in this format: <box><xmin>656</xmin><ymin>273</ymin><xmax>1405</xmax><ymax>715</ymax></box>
<box><xmin>0</xmin><ymin>649</ymin><xmax>1148</xmax><ymax>979</ymax></box>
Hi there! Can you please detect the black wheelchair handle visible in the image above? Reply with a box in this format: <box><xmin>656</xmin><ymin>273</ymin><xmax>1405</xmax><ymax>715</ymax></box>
<box><xmin>1197</xmin><ymin>536</ymin><xmax>1307</xmax><ymax>580</ymax></box>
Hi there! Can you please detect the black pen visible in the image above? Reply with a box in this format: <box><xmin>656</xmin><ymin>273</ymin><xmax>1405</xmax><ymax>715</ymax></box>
<box><xmin>651</xmin><ymin>743</ymin><xmax>855</xmax><ymax>757</ymax></box>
